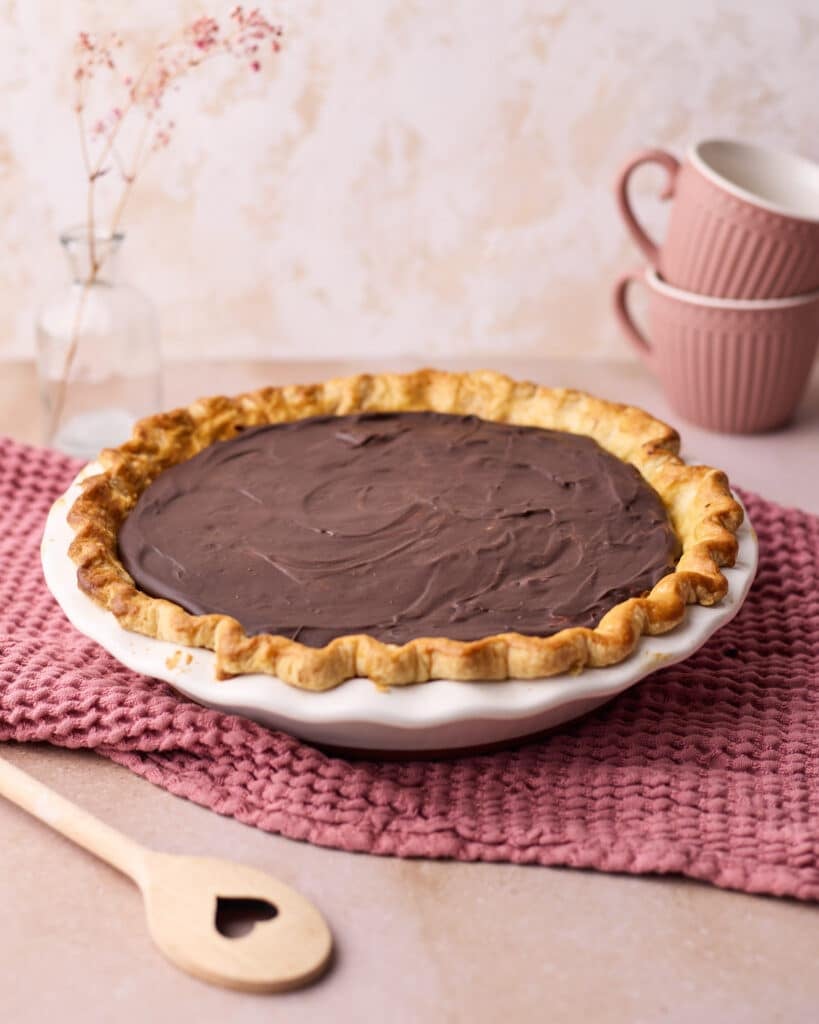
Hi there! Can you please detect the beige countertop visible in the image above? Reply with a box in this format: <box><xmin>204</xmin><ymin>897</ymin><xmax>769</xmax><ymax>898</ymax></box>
<box><xmin>1</xmin><ymin>358</ymin><xmax>818</xmax><ymax>1024</ymax></box>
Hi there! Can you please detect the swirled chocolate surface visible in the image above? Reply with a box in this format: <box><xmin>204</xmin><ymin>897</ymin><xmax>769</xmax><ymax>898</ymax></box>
<box><xmin>118</xmin><ymin>412</ymin><xmax>679</xmax><ymax>647</ymax></box>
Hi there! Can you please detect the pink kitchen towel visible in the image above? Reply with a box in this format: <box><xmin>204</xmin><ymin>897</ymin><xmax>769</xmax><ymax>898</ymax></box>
<box><xmin>0</xmin><ymin>435</ymin><xmax>817</xmax><ymax>900</ymax></box>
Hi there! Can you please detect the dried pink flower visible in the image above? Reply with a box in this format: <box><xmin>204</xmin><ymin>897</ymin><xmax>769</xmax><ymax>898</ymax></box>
<box><xmin>56</xmin><ymin>10</ymin><xmax>285</xmax><ymax>430</ymax></box>
<box><xmin>73</xmin><ymin>9</ymin><xmax>283</xmax><ymax>196</ymax></box>
<box><xmin>70</xmin><ymin>4</ymin><xmax>285</xmax><ymax>306</ymax></box>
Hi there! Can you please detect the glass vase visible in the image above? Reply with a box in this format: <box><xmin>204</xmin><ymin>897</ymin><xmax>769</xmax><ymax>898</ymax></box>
<box><xmin>35</xmin><ymin>227</ymin><xmax>162</xmax><ymax>459</ymax></box>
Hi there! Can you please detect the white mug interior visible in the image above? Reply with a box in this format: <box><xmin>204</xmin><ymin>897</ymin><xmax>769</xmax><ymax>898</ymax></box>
<box><xmin>692</xmin><ymin>139</ymin><xmax>819</xmax><ymax>221</ymax></box>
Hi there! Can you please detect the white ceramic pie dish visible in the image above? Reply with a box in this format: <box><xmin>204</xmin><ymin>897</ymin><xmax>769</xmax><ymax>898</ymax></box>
<box><xmin>42</xmin><ymin>465</ymin><xmax>758</xmax><ymax>754</ymax></box>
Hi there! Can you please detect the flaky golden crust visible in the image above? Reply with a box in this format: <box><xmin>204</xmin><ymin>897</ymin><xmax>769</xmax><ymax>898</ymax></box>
<box><xmin>66</xmin><ymin>369</ymin><xmax>743</xmax><ymax>690</ymax></box>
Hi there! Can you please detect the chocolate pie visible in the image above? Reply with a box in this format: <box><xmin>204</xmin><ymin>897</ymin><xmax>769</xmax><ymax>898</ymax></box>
<box><xmin>67</xmin><ymin>370</ymin><xmax>742</xmax><ymax>689</ymax></box>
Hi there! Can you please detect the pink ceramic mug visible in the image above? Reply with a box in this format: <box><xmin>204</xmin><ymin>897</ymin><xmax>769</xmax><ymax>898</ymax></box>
<box><xmin>613</xmin><ymin>267</ymin><xmax>819</xmax><ymax>433</ymax></box>
<box><xmin>615</xmin><ymin>139</ymin><xmax>819</xmax><ymax>299</ymax></box>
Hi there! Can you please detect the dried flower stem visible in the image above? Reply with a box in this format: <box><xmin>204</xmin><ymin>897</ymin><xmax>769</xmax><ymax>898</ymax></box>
<box><xmin>51</xmin><ymin>8</ymin><xmax>283</xmax><ymax>443</ymax></box>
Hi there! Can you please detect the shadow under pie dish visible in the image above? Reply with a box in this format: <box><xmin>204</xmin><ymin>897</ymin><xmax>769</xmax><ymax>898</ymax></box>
<box><xmin>65</xmin><ymin>369</ymin><xmax>743</xmax><ymax>691</ymax></box>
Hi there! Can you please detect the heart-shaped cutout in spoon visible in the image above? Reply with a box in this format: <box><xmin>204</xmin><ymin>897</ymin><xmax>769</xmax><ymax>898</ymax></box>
<box><xmin>139</xmin><ymin>851</ymin><xmax>331</xmax><ymax>991</ymax></box>
<box><xmin>215</xmin><ymin>896</ymin><xmax>277</xmax><ymax>938</ymax></box>
<box><xmin>0</xmin><ymin>754</ymin><xmax>332</xmax><ymax>992</ymax></box>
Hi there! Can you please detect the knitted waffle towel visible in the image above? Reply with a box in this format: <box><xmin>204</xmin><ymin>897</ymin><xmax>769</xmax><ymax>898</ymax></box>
<box><xmin>0</xmin><ymin>437</ymin><xmax>817</xmax><ymax>900</ymax></box>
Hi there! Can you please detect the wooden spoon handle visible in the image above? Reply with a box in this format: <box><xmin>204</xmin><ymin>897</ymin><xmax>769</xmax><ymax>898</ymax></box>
<box><xmin>0</xmin><ymin>754</ymin><xmax>147</xmax><ymax>882</ymax></box>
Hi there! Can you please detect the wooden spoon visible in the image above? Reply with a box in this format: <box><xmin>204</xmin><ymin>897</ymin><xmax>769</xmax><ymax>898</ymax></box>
<box><xmin>0</xmin><ymin>754</ymin><xmax>332</xmax><ymax>992</ymax></box>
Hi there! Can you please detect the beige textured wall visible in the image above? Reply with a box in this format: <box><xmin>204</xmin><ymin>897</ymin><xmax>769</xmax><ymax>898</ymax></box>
<box><xmin>3</xmin><ymin>0</ymin><xmax>819</xmax><ymax>362</ymax></box>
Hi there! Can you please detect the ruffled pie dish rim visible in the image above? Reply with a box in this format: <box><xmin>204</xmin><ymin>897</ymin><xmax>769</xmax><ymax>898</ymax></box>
<box><xmin>66</xmin><ymin>369</ymin><xmax>743</xmax><ymax>690</ymax></box>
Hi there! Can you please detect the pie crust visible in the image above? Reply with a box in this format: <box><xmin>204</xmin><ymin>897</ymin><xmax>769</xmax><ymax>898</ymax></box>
<box><xmin>66</xmin><ymin>369</ymin><xmax>743</xmax><ymax>690</ymax></box>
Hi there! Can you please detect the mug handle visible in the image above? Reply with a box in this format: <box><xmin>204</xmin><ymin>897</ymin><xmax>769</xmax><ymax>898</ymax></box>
<box><xmin>614</xmin><ymin>148</ymin><xmax>681</xmax><ymax>264</ymax></box>
<box><xmin>613</xmin><ymin>269</ymin><xmax>655</xmax><ymax>368</ymax></box>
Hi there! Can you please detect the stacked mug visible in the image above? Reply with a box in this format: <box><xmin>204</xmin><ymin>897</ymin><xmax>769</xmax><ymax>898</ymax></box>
<box><xmin>613</xmin><ymin>139</ymin><xmax>819</xmax><ymax>433</ymax></box>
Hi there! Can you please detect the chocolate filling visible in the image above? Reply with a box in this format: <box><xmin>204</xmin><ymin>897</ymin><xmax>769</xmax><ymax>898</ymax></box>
<box><xmin>118</xmin><ymin>412</ymin><xmax>679</xmax><ymax>647</ymax></box>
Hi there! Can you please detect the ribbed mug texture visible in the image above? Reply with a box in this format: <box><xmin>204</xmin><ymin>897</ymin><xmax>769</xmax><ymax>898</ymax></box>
<box><xmin>615</xmin><ymin>144</ymin><xmax>819</xmax><ymax>299</ymax></box>
<box><xmin>614</xmin><ymin>270</ymin><xmax>819</xmax><ymax>433</ymax></box>
<box><xmin>663</xmin><ymin>163</ymin><xmax>819</xmax><ymax>299</ymax></box>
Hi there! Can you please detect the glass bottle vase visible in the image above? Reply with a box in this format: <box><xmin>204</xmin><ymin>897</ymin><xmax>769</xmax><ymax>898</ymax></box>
<box><xmin>35</xmin><ymin>228</ymin><xmax>162</xmax><ymax>459</ymax></box>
